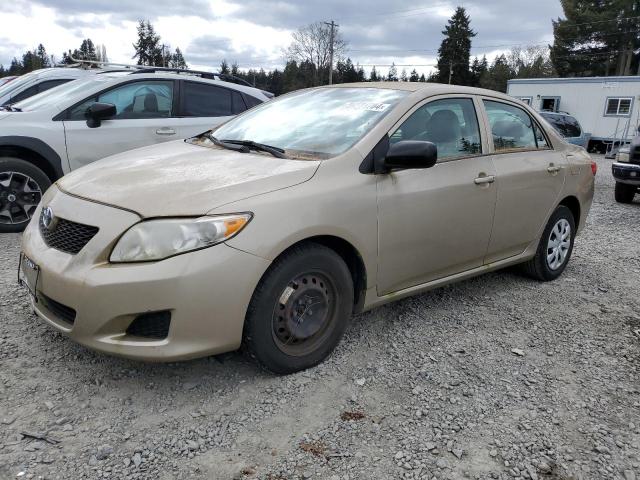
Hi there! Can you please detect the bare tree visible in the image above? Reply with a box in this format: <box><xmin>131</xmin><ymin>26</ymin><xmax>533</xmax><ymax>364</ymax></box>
<box><xmin>285</xmin><ymin>22</ymin><xmax>346</xmax><ymax>85</ymax></box>
<box><xmin>507</xmin><ymin>45</ymin><xmax>556</xmax><ymax>78</ymax></box>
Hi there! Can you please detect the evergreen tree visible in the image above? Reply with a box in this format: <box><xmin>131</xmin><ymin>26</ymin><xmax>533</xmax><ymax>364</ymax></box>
<box><xmin>230</xmin><ymin>61</ymin><xmax>239</xmax><ymax>76</ymax></box>
<box><xmin>79</xmin><ymin>39</ymin><xmax>97</xmax><ymax>61</ymax></box>
<box><xmin>219</xmin><ymin>59</ymin><xmax>229</xmax><ymax>74</ymax></box>
<box><xmin>435</xmin><ymin>7</ymin><xmax>476</xmax><ymax>85</ymax></box>
<box><xmin>419</xmin><ymin>73</ymin><xmax>427</xmax><ymax>82</ymax></box>
<box><xmin>480</xmin><ymin>54</ymin><xmax>514</xmax><ymax>92</ymax></box>
<box><xmin>386</xmin><ymin>63</ymin><xmax>398</xmax><ymax>81</ymax></box>
<box><xmin>551</xmin><ymin>0</ymin><xmax>640</xmax><ymax>76</ymax></box>
<box><xmin>9</xmin><ymin>58</ymin><xmax>23</xmax><ymax>75</ymax></box>
<box><xmin>369</xmin><ymin>66</ymin><xmax>379</xmax><ymax>81</ymax></box>
<box><xmin>169</xmin><ymin>48</ymin><xmax>188</xmax><ymax>69</ymax></box>
<box><xmin>409</xmin><ymin>69</ymin><xmax>420</xmax><ymax>82</ymax></box>
<box><xmin>470</xmin><ymin>55</ymin><xmax>488</xmax><ymax>87</ymax></box>
<box><xmin>132</xmin><ymin>20</ymin><xmax>161</xmax><ymax>66</ymax></box>
<box><xmin>400</xmin><ymin>68</ymin><xmax>408</xmax><ymax>82</ymax></box>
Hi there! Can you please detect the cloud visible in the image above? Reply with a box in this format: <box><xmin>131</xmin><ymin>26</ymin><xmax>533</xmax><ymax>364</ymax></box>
<box><xmin>1</xmin><ymin>0</ymin><xmax>564</xmax><ymax>75</ymax></box>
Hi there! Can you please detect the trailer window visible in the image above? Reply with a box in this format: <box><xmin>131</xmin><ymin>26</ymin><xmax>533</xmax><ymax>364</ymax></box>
<box><xmin>605</xmin><ymin>97</ymin><xmax>633</xmax><ymax>116</ymax></box>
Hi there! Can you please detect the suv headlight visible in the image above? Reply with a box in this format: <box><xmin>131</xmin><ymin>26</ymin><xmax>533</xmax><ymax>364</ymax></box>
<box><xmin>110</xmin><ymin>214</ymin><xmax>252</xmax><ymax>263</ymax></box>
<box><xmin>617</xmin><ymin>149</ymin><xmax>630</xmax><ymax>163</ymax></box>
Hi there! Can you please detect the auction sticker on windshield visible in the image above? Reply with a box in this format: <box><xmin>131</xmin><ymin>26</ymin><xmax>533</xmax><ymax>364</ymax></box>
<box><xmin>339</xmin><ymin>102</ymin><xmax>391</xmax><ymax>112</ymax></box>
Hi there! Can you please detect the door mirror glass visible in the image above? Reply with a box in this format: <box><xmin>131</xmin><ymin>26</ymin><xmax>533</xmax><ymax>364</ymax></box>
<box><xmin>85</xmin><ymin>102</ymin><xmax>117</xmax><ymax>128</ymax></box>
<box><xmin>383</xmin><ymin>140</ymin><xmax>437</xmax><ymax>171</ymax></box>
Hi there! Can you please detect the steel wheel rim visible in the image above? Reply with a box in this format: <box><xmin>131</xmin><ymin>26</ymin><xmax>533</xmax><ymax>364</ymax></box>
<box><xmin>546</xmin><ymin>218</ymin><xmax>571</xmax><ymax>270</ymax></box>
<box><xmin>272</xmin><ymin>271</ymin><xmax>338</xmax><ymax>356</ymax></box>
<box><xmin>0</xmin><ymin>171</ymin><xmax>42</xmax><ymax>225</ymax></box>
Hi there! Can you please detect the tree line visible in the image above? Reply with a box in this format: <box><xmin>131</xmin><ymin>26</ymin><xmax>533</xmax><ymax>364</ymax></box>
<box><xmin>1</xmin><ymin>0</ymin><xmax>637</xmax><ymax>95</ymax></box>
<box><xmin>0</xmin><ymin>21</ymin><xmax>186</xmax><ymax>78</ymax></box>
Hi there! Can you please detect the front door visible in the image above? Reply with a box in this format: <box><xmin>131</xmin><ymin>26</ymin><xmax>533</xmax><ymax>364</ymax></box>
<box><xmin>481</xmin><ymin>99</ymin><xmax>567</xmax><ymax>263</ymax></box>
<box><xmin>376</xmin><ymin>96</ymin><xmax>497</xmax><ymax>295</ymax></box>
<box><xmin>63</xmin><ymin>80</ymin><xmax>178</xmax><ymax>169</ymax></box>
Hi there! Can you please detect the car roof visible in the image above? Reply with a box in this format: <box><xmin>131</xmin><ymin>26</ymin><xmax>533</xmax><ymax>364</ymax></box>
<box><xmin>324</xmin><ymin>81</ymin><xmax>523</xmax><ymax>101</ymax></box>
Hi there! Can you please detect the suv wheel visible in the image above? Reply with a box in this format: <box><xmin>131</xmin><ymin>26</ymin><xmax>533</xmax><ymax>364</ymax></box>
<box><xmin>522</xmin><ymin>205</ymin><xmax>576</xmax><ymax>281</ymax></box>
<box><xmin>243</xmin><ymin>243</ymin><xmax>354</xmax><ymax>374</ymax></box>
<box><xmin>0</xmin><ymin>157</ymin><xmax>51</xmax><ymax>233</ymax></box>
<box><xmin>614</xmin><ymin>182</ymin><xmax>637</xmax><ymax>204</ymax></box>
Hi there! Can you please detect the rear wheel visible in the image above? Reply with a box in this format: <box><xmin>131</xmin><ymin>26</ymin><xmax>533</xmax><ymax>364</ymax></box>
<box><xmin>243</xmin><ymin>243</ymin><xmax>353</xmax><ymax>374</ymax></box>
<box><xmin>614</xmin><ymin>182</ymin><xmax>637</xmax><ymax>204</ymax></box>
<box><xmin>522</xmin><ymin>205</ymin><xmax>575</xmax><ymax>281</ymax></box>
<box><xmin>0</xmin><ymin>158</ymin><xmax>51</xmax><ymax>233</ymax></box>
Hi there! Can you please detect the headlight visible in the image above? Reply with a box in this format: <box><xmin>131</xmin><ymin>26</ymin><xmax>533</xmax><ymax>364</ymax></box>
<box><xmin>617</xmin><ymin>150</ymin><xmax>630</xmax><ymax>163</ymax></box>
<box><xmin>110</xmin><ymin>214</ymin><xmax>252</xmax><ymax>263</ymax></box>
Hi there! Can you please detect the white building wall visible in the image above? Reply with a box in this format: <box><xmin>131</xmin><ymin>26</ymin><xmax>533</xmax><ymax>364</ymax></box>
<box><xmin>507</xmin><ymin>77</ymin><xmax>640</xmax><ymax>142</ymax></box>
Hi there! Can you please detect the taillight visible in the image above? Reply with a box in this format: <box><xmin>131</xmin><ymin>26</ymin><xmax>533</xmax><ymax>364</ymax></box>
<box><xmin>591</xmin><ymin>161</ymin><xmax>597</xmax><ymax>176</ymax></box>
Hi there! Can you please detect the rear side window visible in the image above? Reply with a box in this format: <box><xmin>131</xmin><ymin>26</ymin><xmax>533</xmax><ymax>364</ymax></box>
<box><xmin>390</xmin><ymin>97</ymin><xmax>482</xmax><ymax>161</ymax></box>
<box><xmin>182</xmin><ymin>82</ymin><xmax>232</xmax><ymax>117</ymax></box>
<box><xmin>232</xmin><ymin>91</ymin><xmax>247</xmax><ymax>114</ymax></box>
<box><xmin>37</xmin><ymin>79</ymin><xmax>72</xmax><ymax>94</ymax></box>
<box><xmin>243</xmin><ymin>95</ymin><xmax>263</xmax><ymax>109</ymax></box>
<box><xmin>10</xmin><ymin>84</ymin><xmax>39</xmax><ymax>103</ymax></box>
<box><xmin>484</xmin><ymin>100</ymin><xmax>542</xmax><ymax>152</ymax></box>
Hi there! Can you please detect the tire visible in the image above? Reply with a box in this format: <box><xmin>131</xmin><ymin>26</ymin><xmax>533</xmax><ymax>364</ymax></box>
<box><xmin>614</xmin><ymin>182</ymin><xmax>636</xmax><ymax>204</ymax></box>
<box><xmin>522</xmin><ymin>205</ymin><xmax>576</xmax><ymax>282</ymax></box>
<box><xmin>243</xmin><ymin>243</ymin><xmax>354</xmax><ymax>374</ymax></box>
<box><xmin>0</xmin><ymin>157</ymin><xmax>51</xmax><ymax>233</ymax></box>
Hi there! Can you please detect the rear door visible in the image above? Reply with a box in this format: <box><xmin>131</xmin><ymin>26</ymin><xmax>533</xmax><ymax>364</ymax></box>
<box><xmin>62</xmin><ymin>79</ymin><xmax>177</xmax><ymax>169</ymax></box>
<box><xmin>481</xmin><ymin>99</ymin><xmax>567</xmax><ymax>263</ymax></box>
<box><xmin>172</xmin><ymin>81</ymin><xmax>247</xmax><ymax>138</ymax></box>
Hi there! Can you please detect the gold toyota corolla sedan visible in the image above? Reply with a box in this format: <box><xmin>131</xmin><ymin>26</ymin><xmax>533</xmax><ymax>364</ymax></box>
<box><xmin>19</xmin><ymin>83</ymin><xmax>596</xmax><ymax>373</ymax></box>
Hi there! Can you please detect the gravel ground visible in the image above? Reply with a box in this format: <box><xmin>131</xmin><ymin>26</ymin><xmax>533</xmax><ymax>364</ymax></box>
<box><xmin>1</xmin><ymin>154</ymin><xmax>639</xmax><ymax>480</ymax></box>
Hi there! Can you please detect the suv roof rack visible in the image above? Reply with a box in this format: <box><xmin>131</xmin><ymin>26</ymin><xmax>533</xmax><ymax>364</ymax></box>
<box><xmin>130</xmin><ymin>67</ymin><xmax>253</xmax><ymax>87</ymax></box>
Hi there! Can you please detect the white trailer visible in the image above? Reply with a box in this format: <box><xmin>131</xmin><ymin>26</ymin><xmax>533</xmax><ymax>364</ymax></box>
<box><xmin>507</xmin><ymin>76</ymin><xmax>640</xmax><ymax>153</ymax></box>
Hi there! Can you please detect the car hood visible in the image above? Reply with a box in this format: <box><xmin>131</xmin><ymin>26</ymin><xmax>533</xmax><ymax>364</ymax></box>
<box><xmin>57</xmin><ymin>140</ymin><xmax>320</xmax><ymax>218</ymax></box>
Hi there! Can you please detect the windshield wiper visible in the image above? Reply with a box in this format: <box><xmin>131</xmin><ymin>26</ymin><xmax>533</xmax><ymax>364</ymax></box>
<box><xmin>0</xmin><ymin>105</ymin><xmax>21</xmax><ymax>112</ymax></box>
<box><xmin>221</xmin><ymin>139</ymin><xmax>287</xmax><ymax>159</ymax></box>
<box><xmin>205</xmin><ymin>133</ymin><xmax>250</xmax><ymax>153</ymax></box>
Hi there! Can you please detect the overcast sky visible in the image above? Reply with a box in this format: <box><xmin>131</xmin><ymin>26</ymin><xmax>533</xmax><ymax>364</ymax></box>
<box><xmin>1</xmin><ymin>0</ymin><xmax>564</xmax><ymax>75</ymax></box>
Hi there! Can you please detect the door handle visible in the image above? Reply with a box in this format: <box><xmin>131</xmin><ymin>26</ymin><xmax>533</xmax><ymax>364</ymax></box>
<box><xmin>156</xmin><ymin>128</ymin><xmax>176</xmax><ymax>136</ymax></box>
<box><xmin>547</xmin><ymin>164</ymin><xmax>562</xmax><ymax>174</ymax></box>
<box><xmin>474</xmin><ymin>175</ymin><xmax>495</xmax><ymax>185</ymax></box>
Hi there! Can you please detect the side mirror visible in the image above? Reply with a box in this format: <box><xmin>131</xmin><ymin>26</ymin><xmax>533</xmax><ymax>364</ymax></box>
<box><xmin>382</xmin><ymin>140</ymin><xmax>438</xmax><ymax>171</ymax></box>
<box><xmin>85</xmin><ymin>102</ymin><xmax>116</xmax><ymax>128</ymax></box>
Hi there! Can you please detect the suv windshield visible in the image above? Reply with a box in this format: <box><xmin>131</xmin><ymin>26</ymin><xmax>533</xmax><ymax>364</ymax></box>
<box><xmin>211</xmin><ymin>87</ymin><xmax>408</xmax><ymax>158</ymax></box>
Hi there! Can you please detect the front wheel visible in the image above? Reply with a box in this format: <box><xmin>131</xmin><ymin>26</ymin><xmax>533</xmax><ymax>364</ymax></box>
<box><xmin>243</xmin><ymin>243</ymin><xmax>354</xmax><ymax>374</ymax></box>
<box><xmin>0</xmin><ymin>158</ymin><xmax>51</xmax><ymax>233</ymax></box>
<box><xmin>522</xmin><ymin>205</ymin><xmax>576</xmax><ymax>281</ymax></box>
<box><xmin>615</xmin><ymin>182</ymin><xmax>637</xmax><ymax>204</ymax></box>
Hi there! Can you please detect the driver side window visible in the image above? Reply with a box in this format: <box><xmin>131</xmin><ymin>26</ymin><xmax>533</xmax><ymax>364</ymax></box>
<box><xmin>390</xmin><ymin>97</ymin><xmax>482</xmax><ymax>161</ymax></box>
<box><xmin>67</xmin><ymin>81</ymin><xmax>174</xmax><ymax>120</ymax></box>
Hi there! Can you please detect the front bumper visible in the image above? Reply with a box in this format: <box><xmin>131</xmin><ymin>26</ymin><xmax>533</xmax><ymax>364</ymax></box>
<box><xmin>612</xmin><ymin>162</ymin><xmax>640</xmax><ymax>186</ymax></box>
<box><xmin>21</xmin><ymin>187</ymin><xmax>270</xmax><ymax>361</ymax></box>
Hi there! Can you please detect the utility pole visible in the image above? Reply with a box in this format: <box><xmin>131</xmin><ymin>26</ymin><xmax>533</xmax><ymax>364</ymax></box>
<box><xmin>324</xmin><ymin>20</ymin><xmax>338</xmax><ymax>85</ymax></box>
<box><xmin>161</xmin><ymin>44</ymin><xmax>166</xmax><ymax>67</ymax></box>
<box><xmin>448</xmin><ymin>62</ymin><xmax>453</xmax><ymax>85</ymax></box>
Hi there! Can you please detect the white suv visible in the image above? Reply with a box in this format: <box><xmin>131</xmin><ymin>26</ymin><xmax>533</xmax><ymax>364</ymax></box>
<box><xmin>0</xmin><ymin>67</ymin><xmax>98</xmax><ymax>106</ymax></box>
<box><xmin>0</xmin><ymin>69</ymin><xmax>271</xmax><ymax>232</ymax></box>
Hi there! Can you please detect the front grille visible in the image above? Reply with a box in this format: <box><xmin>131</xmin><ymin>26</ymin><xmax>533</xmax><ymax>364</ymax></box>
<box><xmin>39</xmin><ymin>211</ymin><xmax>99</xmax><ymax>255</ymax></box>
<box><xmin>126</xmin><ymin>311</ymin><xmax>171</xmax><ymax>339</ymax></box>
<box><xmin>39</xmin><ymin>293</ymin><xmax>76</xmax><ymax>325</ymax></box>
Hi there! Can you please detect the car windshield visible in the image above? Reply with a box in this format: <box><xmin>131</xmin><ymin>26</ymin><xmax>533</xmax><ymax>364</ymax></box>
<box><xmin>210</xmin><ymin>87</ymin><xmax>408</xmax><ymax>158</ymax></box>
<box><xmin>15</xmin><ymin>76</ymin><xmax>107</xmax><ymax>111</ymax></box>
